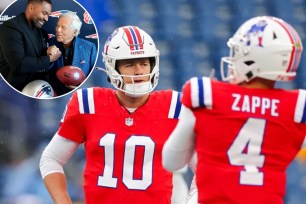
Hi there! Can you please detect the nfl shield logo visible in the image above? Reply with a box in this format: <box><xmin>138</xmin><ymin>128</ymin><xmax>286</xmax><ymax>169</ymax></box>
<box><xmin>125</xmin><ymin>117</ymin><xmax>134</xmax><ymax>126</ymax></box>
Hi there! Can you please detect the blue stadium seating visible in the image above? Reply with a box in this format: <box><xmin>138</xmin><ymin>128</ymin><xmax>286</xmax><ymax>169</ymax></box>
<box><xmin>94</xmin><ymin>2</ymin><xmax>306</xmax><ymax>201</ymax></box>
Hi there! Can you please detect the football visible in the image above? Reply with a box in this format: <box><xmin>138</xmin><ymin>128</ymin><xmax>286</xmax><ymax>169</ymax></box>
<box><xmin>56</xmin><ymin>66</ymin><xmax>86</xmax><ymax>86</ymax></box>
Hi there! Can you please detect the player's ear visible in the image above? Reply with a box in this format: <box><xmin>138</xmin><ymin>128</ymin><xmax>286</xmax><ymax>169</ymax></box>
<box><xmin>27</xmin><ymin>3</ymin><xmax>33</xmax><ymax>12</ymax></box>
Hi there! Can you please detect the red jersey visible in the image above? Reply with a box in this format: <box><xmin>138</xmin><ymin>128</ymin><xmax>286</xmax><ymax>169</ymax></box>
<box><xmin>182</xmin><ymin>77</ymin><xmax>306</xmax><ymax>204</ymax></box>
<box><xmin>58</xmin><ymin>88</ymin><xmax>182</xmax><ymax>204</ymax></box>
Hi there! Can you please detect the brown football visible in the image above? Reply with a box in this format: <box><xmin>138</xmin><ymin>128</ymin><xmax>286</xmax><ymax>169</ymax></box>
<box><xmin>56</xmin><ymin>66</ymin><xmax>86</xmax><ymax>86</ymax></box>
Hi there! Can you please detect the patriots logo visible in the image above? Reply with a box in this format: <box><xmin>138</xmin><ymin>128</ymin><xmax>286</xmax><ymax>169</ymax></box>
<box><xmin>243</xmin><ymin>19</ymin><xmax>268</xmax><ymax>47</ymax></box>
<box><xmin>48</xmin><ymin>34</ymin><xmax>55</xmax><ymax>39</ymax></box>
<box><xmin>83</xmin><ymin>11</ymin><xmax>93</xmax><ymax>24</ymax></box>
<box><xmin>35</xmin><ymin>84</ymin><xmax>53</xmax><ymax>98</ymax></box>
<box><xmin>104</xmin><ymin>29</ymin><xmax>119</xmax><ymax>55</ymax></box>
<box><xmin>85</xmin><ymin>33</ymin><xmax>98</xmax><ymax>39</ymax></box>
<box><xmin>106</xmin><ymin>28</ymin><xmax>119</xmax><ymax>44</ymax></box>
<box><xmin>49</xmin><ymin>10</ymin><xmax>76</xmax><ymax>18</ymax></box>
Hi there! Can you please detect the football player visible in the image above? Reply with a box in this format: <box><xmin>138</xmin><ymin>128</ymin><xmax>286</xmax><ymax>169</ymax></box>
<box><xmin>39</xmin><ymin>26</ymin><xmax>188</xmax><ymax>204</ymax></box>
<box><xmin>162</xmin><ymin>16</ymin><xmax>306</xmax><ymax>204</ymax></box>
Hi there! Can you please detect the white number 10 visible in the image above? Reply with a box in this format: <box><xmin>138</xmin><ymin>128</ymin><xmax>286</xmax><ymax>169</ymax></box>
<box><xmin>227</xmin><ymin>118</ymin><xmax>266</xmax><ymax>186</ymax></box>
<box><xmin>98</xmin><ymin>133</ymin><xmax>155</xmax><ymax>190</ymax></box>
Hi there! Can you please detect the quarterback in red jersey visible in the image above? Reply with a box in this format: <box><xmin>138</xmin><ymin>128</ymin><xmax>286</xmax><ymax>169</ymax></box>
<box><xmin>39</xmin><ymin>26</ymin><xmax>185</xmax><ymax>204</ymax></box>
<box><xmin>163</xmin><ymin>16</ymin><xmax>306</xmax><ymax>204</ymax></box>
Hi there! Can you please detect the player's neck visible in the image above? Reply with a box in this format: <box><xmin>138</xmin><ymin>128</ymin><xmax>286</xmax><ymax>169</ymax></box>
<box><xmin>25</xmin><ymin>10</ymin><xmax>32</xmax><ymax>28</ymax></box>
<box><xmin>116</xmin><ymin>91</ymin><xmax>150</xmax><ymax>109</ymax></box>
<box><xmin>239</xmin><ymin>77</ymin><xmax>276</xmax><ymax>89</ymax></box>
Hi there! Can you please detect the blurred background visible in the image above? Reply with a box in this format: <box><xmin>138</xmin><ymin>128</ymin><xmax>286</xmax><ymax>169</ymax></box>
<box><xmin>0</xmin><ymin>0</ymin><xmax>306</xmax><ymax>203</ymax></box>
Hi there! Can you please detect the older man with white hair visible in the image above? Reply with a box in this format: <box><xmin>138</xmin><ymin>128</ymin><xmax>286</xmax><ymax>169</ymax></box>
<box><xmin>48</xmin><ymin>12</ymin><xmax>97</xmax><ymax>96</ymax></box>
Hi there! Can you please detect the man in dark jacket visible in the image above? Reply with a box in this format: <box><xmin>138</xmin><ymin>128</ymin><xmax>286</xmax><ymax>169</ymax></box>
<box><xmin>0</xmin><ymin>0</ymin><xmax>61</xmax><ymax>91</ymax></box>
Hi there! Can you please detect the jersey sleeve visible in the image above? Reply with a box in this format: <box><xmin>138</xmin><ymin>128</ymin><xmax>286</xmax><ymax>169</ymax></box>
<box><xmin>294</xmin><ymin>89</ymin><xmax>306</xmax><ymax>124</ymax></box>
<box><xmin>167</xmin><ymin>90</ymin><xmax>182</xmax><ymax>119</ymax></box>
<box><xmin>58</xmin><ymin>88</ymin><xmax>95</xmax><ymax>143</ymax></box>
<box><xmin>181</xmin><ymin>77</ymin><xmax>213</xmax><ymax>109</ymax></box>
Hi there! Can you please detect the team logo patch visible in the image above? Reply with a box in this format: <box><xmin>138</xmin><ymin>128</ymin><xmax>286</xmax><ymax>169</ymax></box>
<box><xmin>83</xmin><ymin>11</ymin><xmax>93</xmax><ymax>24</ymax></box>
<box><xmin>48</xmin><ymin>34</ymin><xmax>55</xmax><ymax>39</ymax></box>
<box><xmin>104</xmin><ymin>29</ymin><xmax>119</xmax><ymax>55</ymax></box>
<box><xmin>125</xmin><ymin>117</ymin><xmax>134</xmax><ymax>126</ymax></box>
<box><xmin>35</xmin><ymin>84</ymin><xmax>53</xmax><ymax>97</ymax></box>
<box><xmin>85</xmin><ymin>33</ymin><xmax>98</xmax><ymax>39</ymax></box>
<box><xmin>106</xmin><ymin>28</ymin><xmax>119</xmax><ymax>43</ymax></box>
<box><xmin>243</xmin><ymin>19</ymin><xmax>268</xmax><ymax>47</ymax></box>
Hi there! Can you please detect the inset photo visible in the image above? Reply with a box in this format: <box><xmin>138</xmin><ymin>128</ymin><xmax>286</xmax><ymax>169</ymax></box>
<box><xmin>0</xmin><ymin>0</ymin><xmax>99</xmax><ymax>99</ymax></box>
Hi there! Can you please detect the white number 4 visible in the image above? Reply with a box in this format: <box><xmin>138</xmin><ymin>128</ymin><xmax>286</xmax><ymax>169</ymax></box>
<box><xmin>227</xmin><ymin>118</ymin><xmax>266</xmax><ymax>186</ymax></box>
